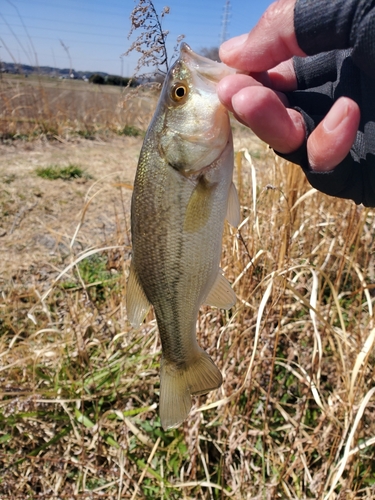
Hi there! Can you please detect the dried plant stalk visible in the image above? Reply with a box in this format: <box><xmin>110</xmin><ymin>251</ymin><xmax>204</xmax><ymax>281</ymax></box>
<box><xmin>125</xmin><ymin>0</ymin><xmax>171</xmax><ymax>77</ymax></box>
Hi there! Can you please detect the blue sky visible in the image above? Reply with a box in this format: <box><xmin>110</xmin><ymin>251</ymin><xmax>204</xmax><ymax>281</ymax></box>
<box><xmin>0</xmin><ymin>0</ymin><xmax>273</xmax><ymax>75</ymax></box>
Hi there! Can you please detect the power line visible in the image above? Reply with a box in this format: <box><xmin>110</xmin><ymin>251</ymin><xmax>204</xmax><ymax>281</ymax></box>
<box><xmin>2</xmin><ymin>35</ymin><xmax>126</xmax><ymax>48</ymax></box>
<box><xmin>2</xmin><ymin>49</ymin><xmax>129</xmax><ymax>63</ymax></box>
<box><xmin>3</xmin><ymin>0</ymin><xmax>129</xmax><ymax>18</ymax></box>
<box><xmin>0</xmin><ymin>22</ymin><xmax>128</xmax><ymax>39</ymax></box>
<box><xmin>5</xmin><ymin>0</ymin><xmax>217</xmax><ymax>19</ymax></box>
<box><xmin>0</xmin><ymin>1</ymin><xmax>235</xmax><ymax>73</ymax></box>
<box><xmin>1</xmin><ymin>13</ymin><xmax>130</xmax><ymax>31</ymax></box>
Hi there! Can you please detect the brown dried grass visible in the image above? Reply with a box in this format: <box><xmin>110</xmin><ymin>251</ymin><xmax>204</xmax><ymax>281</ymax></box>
<box><xmin>0</xmin><ymin>74</ymin><xmax>155</xmax><ymax>140</ymax></box>
<box><xmin>1</xmin><ymin>82</ymin><xmax>375</xmax><ymax>498</ymax></box>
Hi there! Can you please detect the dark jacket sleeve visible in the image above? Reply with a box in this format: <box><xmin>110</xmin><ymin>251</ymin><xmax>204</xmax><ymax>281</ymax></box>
<box><xmin>276</xmin><ymin>0</ymin><xmax>375</xmax><ymax>206</ymax></box>
<box><xmin>295</xmin><ymin>0</ymin><xmax>375</xmax><ymax>80</ymax></box>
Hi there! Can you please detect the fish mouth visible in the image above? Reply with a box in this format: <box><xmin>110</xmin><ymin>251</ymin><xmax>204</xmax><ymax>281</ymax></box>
<box><xmin>179</xmin><ymin>42</ymin><xmax>235</xmax><ymax>84</ymax></box>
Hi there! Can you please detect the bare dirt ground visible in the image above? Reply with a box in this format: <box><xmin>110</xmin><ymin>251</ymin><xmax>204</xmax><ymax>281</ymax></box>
<box><xmin>0</xmin><ymin>136</ymin><xmax>142</xmax><ymax>281</ymax></box>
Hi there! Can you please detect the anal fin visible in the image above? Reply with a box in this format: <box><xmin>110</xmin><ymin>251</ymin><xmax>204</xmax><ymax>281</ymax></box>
<box><xmin>126</xmin><ymin>262</ymin><xmax>151</xmax><ymax>327</ymax></box>
<box><xmin>205</xmin><ymin>271</ymin><xmax>236</xmax><ymax>309</ymax></box>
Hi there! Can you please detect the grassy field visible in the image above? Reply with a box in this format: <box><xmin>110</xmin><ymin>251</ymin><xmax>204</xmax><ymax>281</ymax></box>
<box><xmin>0</xmin><ymin>73</ymin><xmax>151</xmax><ymax>140</ymax></box>
<box><xmin>1</xmin><ymin>74</ymin><xmax>375</xmax><ymax>499</ymax></box>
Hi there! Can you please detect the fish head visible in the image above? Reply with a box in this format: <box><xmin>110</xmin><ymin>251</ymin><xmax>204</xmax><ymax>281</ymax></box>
<box><xmin>157</xmin><ymin>43</ymin><xmax>235</xmax><ymax>174</ymax></box>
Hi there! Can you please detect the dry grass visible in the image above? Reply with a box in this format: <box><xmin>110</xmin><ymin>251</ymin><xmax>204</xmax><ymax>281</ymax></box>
<box><xmin>0</xmin><ymin>74</ymin><xmax>155</xmax><ymax>141</ymax></box>
<box><xmin>1</xmin><ymin>77</ymin><xmax>375</xmax><ymax>499</ymax></box>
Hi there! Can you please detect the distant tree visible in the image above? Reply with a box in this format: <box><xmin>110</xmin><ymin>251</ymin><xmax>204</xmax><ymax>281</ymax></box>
<box><xmin>107</xmin><ymin>75</ymin><xmax>121</xmax><ymax>86</ymax></box>
<box><xmin>89</xmin><ymin>74</ymin><xmax>105</xmax><ymax>84</ymax></box>
<box><xmin>199</xmin><ymin>47</ymin><xmax>220</xmax><ymax>62</ymax></box>
<box><xmin>106</xmin><ymin>75</ymin><xmax>137</xmax><ymax>87</ymax></box>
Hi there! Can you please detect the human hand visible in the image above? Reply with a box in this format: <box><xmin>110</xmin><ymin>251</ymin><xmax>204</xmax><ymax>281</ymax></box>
<box><xmin>217</xmin><ymin>0</ymin><xmax>360</xmax><ymax>172</ymax></box>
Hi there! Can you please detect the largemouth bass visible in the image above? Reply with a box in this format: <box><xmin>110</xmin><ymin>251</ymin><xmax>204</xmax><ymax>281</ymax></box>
<box><xmin>126</xmin><ymin>43</ymin><xmax>240</xmax><ymax>429</ymax></box>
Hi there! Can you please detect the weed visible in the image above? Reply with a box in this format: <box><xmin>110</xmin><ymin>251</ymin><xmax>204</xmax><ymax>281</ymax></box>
<box><xmin>126</xmin><ymin>0</ymin><xmax>171</xmax><ymax>76</ymax></box>
<box><xmin>74</xmin><ymin>253</ymin><xmax>119</xmax><ymax>303</ymax></box>
<box><xmin>76</xmin><ymin>129</ymin><xmax>96</xmax><ymax>140</ymax></box>
<box><xmin>117</xmin><ymin>124</ymin><xmax>143</xmax><ymax>137</ymax></box>
<box><xmin>2</xmin><ymin>174</ymin><xmax>16</xmax><ymax>184</ymax></box>
<box><xmin>35</xmin><ymin>164</ymin><xmax>90</xmax><ymax>180</ymax></box>
<box><xmin>125</xmin><ymin>0</ymin><xmax>184</xmax><ymax>89</ymax></box>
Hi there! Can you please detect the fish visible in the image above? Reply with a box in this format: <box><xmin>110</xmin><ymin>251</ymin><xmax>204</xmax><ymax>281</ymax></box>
<box><xmin>126</xmin><ymin>43</ymin><xmax>240</xmax><ymax>429</ymax></box>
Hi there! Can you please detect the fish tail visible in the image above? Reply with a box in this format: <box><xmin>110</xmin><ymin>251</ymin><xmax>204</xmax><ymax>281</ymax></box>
<box><xmin>159</xmin><ymin>349</ymin><xmax>222</xmax><ymax>429</ymax></box>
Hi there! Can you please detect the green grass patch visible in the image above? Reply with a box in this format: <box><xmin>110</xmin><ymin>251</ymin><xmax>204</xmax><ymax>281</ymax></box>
<box><xmin>117</xmin><ymin>125</ymin><xmax>143</xmax><ymax>137</ymax></box>
<box><xmin>76</xmin><ymin>129</ymin><xmax>96</xmax><ymax>140</ymax></box>
<box><xmin>61</xmin><ymin>253</ymin><xmax>120</xmax><ymax>303</ymax></box>
<box><xmin>35</xmin><ymin>163</ymin><xmax>91</xmax><ymax>180</ymax></box>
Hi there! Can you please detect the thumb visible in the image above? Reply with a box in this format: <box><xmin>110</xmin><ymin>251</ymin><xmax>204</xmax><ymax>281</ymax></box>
<box><xmin>307</xmin><ymin>98</ymin><xmax>361</xmax><ymax>172</ymax></box>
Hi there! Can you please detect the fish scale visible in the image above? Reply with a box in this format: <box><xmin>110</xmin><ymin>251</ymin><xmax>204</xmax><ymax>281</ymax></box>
<box><xmin>126</xmin><ymin>43</ymin><xmax>240</xmax><ymax>429</ymax></box>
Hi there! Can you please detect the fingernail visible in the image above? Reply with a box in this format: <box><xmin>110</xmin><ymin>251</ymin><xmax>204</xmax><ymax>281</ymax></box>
<box><xmin>221</xmin><ymin>34</ymin><xmax>248</xmax><ymax>55</ymax></box>
<box><xmin>323</xmin><ymin>99</ymin><xmax>349</xmax><ymax>132</ymax></box>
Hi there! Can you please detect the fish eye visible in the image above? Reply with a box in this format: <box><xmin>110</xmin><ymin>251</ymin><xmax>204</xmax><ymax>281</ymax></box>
<box><xmin>171</xmin><ymin>82</ymin><xmax>188</xmax><ymax>102</ymax></box>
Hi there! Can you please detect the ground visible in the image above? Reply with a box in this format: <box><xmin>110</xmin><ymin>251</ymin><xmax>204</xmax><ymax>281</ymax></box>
<box><xmin>3</xmin><ymin>126</ymin><xmax>374</xmax><ymax>498</ymax></box>
<box><xmin>0</xmin><ymin>136</ymin><xmax>141</xmax><ymax>278</ymax></box>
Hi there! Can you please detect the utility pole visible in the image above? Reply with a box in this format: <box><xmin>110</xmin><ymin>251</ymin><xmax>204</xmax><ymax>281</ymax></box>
<box><xmin>60</xmin><ymin>40</ymin><xmax>72</xmax><ymax>78</ymax></box>
<box><xmin>120</xmin><ymin>56</ymin><xmax>125</xmax><ymax>88</ymax></box>
<box><xmin>220</xmin><ymin>0</ymin><xmax>231</xmax><ymax>45</ymax></box>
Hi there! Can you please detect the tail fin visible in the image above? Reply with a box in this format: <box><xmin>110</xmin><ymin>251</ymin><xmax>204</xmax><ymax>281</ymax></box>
<box><xmin>159</xmin><ymin>349</ymin><xmax>222</xmax><ymax>430</ymax></box>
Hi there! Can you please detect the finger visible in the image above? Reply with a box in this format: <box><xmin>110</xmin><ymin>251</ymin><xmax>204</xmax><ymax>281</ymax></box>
<box><xmin>267</xmin><ymin>59</ymin><xmax>297</xmax><ymax>91</ymax></box>
<box><xmin>245</xmin><ymin>60</ymin><xmax>297</xmax><ymax>91</ymax></box>
<box><xmin>307</xmin><ymin>98</ymin><xmax>361</xmax><ymax>171</ymax></box>
<box><xmin>218</xmin><ymin>63</ymin><xmax>297</xmax><ymax>127</ymax></box>
<box><xmin>217</xmin><ymin>74</ymin><xmax>264</xmax><ymax>113</ymax></box>
<box><xmin>230</xmin><ymin>85</ymin><xmax>306</xmax><ymax>153</ymax></box>
<box><xmin>217</xmin><ymin>73</ymin><xmax>291</xmax><ymax>116</ymax></box>
<box><xmin>219</xmin><ymin>0</ymin><xmax>305</xmax><ymax>73</ymax></box>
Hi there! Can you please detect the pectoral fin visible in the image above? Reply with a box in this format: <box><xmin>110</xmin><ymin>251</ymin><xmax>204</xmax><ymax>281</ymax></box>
<box><xmin>205</xmin><ymin>271</ymin><xmax>236</xmax><ymax>309</ymax></box>
<box><xmin>184</xmin><ymin>176</ymin><xmax>214</xmax><ymax>233</ymax></box>
<box><xmin>226</xmin><ymin>182</ymin><xmax>240</xmax><ymax>227</ymax></box>
<box><xmin>126</xmin><ymin>262</ymin><xmax>151</xmax><ymax>327</ymax></box>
